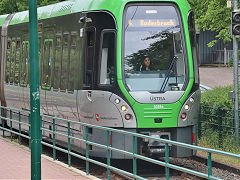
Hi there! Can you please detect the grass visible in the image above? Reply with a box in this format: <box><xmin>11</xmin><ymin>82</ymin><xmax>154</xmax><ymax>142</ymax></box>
<box><xmin>197</xmin><ymin>136</ymin><xmax>240</xmax><ymax>168</ymax></box>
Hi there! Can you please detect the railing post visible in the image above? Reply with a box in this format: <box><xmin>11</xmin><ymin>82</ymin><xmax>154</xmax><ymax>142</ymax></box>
<box><xmin>133</xmin><ymin>136</ymin><xmax>137</xmax><ymax>180</ymax></box>
<box><xmin>68</xmin><ymin>121</ymin><xmax>71</xmax><ymax>167</ymax></box>
<box><xmin>85</xmin><ymin>126</ymin><xmax>89</xmax><ymax>175</ymax></box>
<box><xmin>1</xmin><ymin>108</ymin><xmax>5</xmax><ymax>138</ymax></box>
<box><xmin>107</xmin><ymin>130</ymin><xmax>111</xmax><ymax>180</ymax></box>
<box><xmin>29</xmin><ymin>0</ymin><xmax>41</xmax><ymax>178</ymax></box>
<box><xmin>10</xmin><ymin>110</ymin><xmax>12</xmax><ymax>141</ymax></box>
<box><xmin>217</xmin><ymin>107</ymin><xmax>223</xmax><ymax>148</ymax></box>
<box><xmin>18</xmin><ymin>112</ymin><xmax>21</xmax><ymax>145</ymax></box>
<box><xmin>53</xmin><ymin>118</ymin><xmax>56</xmax><ymax>161</ymax></box>
<box><xmin>165</xmin><ymin>143</ymin><xmax>170</xmax><ymax>180</ymax></box>
<box><xmin>207</xmin><ymin>152</ymin><xmax>212</xmax><ymax>179</ymax></box>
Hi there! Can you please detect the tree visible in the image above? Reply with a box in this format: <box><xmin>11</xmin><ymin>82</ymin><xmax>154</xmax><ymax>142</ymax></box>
<box><xmin>126</xmin><ymin>31</ymin><xmax>173</xmax><ymax>71</ymax></box>
<box><xmin>0</xmin><ymin>0</ymin><xmax>65</xmax><ymax>14</ymax></box>
<box><xmin>188</xmin><ymin>0</ymin><xmax>233</xmax><ymax>47</ymax></box>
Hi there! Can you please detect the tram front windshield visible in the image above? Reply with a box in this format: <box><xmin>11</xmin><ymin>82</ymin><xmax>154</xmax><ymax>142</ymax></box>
<box><xmin>124</xmin><ymin>5</ymin><xmax>186</xmax><ymax>92</ymax></box>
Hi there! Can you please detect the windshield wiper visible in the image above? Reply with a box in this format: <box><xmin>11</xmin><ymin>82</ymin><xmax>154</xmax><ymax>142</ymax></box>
<box><xmin>159</xmin><ymin>32</ymin><xmax>179</xmax><ymax>93</ymax></box>
<box><xmin>159</xmin><ymin>55</ymin><xmax>178</xmax><ymax>93</ymax></box>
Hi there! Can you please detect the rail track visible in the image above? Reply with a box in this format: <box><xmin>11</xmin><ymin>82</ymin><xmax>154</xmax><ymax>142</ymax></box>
<box><xmin>40</xmin><ymin>142</ymin><xmax>240</xmax><ymax>180</ymax></box>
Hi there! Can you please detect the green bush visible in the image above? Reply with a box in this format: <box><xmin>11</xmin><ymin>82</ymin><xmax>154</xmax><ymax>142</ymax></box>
<box><xmin>199</xmin><ymin>85</ymin><xmax>240</xmax><ymax>152</ymax></box>
<box><xmin>201</xmin><ymin>86</ymin><xmax>234</xmax><ymax>108</ymax></box>
<box><xmin>227</xmin><ymin>58</ymin><xmax>233</xmax><ymax>67</ymax></box>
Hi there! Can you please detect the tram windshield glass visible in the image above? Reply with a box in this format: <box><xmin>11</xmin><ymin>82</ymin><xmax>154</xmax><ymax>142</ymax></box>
<box><xmin>124</xmin><ymin>5</ymin><xmax>186</xmax><ymax>92</ymax></box>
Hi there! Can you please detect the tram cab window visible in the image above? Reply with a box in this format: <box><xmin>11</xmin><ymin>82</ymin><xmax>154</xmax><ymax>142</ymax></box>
<box><xmin>124</xmin><ymin>5</ymin><xmax>186</xmax><ymax>92</ymax></box>
<box><xmin>99</xmin><ymin>31</ymin><xmax>115</xmax><ymax>85</ymax></box>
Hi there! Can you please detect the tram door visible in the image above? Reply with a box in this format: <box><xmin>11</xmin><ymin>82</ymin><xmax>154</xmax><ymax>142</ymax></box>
<box><xmin>78</xmin><ymin>27</ymin><xmax>96</xmax><ymax>124</ymax></box>
<box><xmin>91</xmin><ymin>30</ymin><xmax>123</xmax><ymax>127</ymax></box>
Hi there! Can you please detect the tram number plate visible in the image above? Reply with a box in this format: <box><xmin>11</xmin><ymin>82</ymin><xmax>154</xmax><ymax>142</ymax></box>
<box><xmin>154</xmin><ymin>105</ymin><xmax>164</xmax><ymax>109</ymax></box>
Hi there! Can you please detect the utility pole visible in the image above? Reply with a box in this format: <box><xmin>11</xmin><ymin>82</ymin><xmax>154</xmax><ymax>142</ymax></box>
<box><xmin>233</xmin><ymin>0</ymin><xmax>239</xmax><ymax>141</ymax></box>
<box><xmin>29</xmin><ymin>0</ymin><xmax>41</xmax><ymax>179</ymax></box>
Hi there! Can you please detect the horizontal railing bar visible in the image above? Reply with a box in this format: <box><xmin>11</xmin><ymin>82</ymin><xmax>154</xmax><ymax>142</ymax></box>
<box><xmin>3</xmin><ymin>113</ymin><xmax>239</xmax><ymax>160</ymax></box>
<box><xmin>1</xmin><ymin>116</ymin><xmax>30</xmax><ymax>127</ymax></box>
<box><xmin>0</xmin><ymin>106</ymin><xmax>30</xmax><ymax>113</ymax></box>
<box><xmin>0</xmin><ymin>127</ymin><xmax>30</xmax><ymax>139</ymax></box>
<box><xmin>42</xmin><ymin>140</ymin><xmax>219</xmax><ymax>180</ymax></box>
<box><xmin>40</xmin><ymin>117</ymin><xmax>240</xmax><ymax>158</ymax></box>
<box><xmin>41</xmin><ymin>133</ymin><xmax>210</xmax><ymax>179</ymax></box>
<box><xmin>41</xmin><ymin>141</ymin><xmax>146</xmax><ymax>180</ymax></box>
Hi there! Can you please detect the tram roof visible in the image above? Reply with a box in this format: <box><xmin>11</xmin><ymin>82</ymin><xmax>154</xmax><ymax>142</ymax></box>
<box><xmin>0</xmin><ymin>0</ymin><xmax>190</xmax><ymax>26</ymax></box>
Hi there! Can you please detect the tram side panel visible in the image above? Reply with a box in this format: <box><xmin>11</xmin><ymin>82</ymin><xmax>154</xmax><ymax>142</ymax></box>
<box><xmin>2</xmin><ymin>11</ymin><xmax>136</xmax><ymax>159</ymax></box>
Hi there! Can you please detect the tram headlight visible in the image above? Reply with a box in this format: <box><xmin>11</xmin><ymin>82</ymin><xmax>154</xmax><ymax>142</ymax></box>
<box><xmin>121</xmin><ymin>105</ymin><xmax>128</xmax><ymax>112</ymax></box>
<box><xmin>184</xmin><ymin>104</ymin><xmax>190</xmax><ymax>111</ymax></box>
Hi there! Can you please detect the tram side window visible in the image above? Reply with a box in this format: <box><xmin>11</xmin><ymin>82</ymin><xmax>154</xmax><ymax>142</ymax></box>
<box><xmin>20</xmin><ymin>41</ymin><xmax>29</xmax><ymax>87</ymax></box>
<box><xmin>54</xmin><ymin>35</ymin><xmax>62</xmax><ymax>90</ymax></box>
<box><xmin>5</xmin><ymin>40</ymin><xmax>11</xmax><ymax>83</ymax></box>
<box><xmin>99</xmin><ymin>31</ymin><xmax>115</xmax><ymax>85</ymax></box>
<box><xmin>60</xmin><ymin>33</ymin><xmax>70</xmax><ymax>91</ymax></box>
<box><xmin>15</xmin><ymin>39</ymin><xmax>21</xmax><ymax>84</ymax></box>
<box><xmin>10</xmin><ymin>41</ymin><xmax>16</xmax><ymax>84</ymax></box>
<box><xmin>42</xmin><ymin>39</ymin><xmax>53</xmax><ymax>90</ymax></box>
<box><xmin>68</xmin><ymin>32</ymin><xmax>78</xmax><ymax>91</ymax></box>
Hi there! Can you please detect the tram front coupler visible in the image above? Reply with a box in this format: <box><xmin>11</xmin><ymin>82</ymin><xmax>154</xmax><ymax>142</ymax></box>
<box><xmin>141</xmin><ymin>131</ymin><xmax>171</xmax><ymax>156</ymax></box>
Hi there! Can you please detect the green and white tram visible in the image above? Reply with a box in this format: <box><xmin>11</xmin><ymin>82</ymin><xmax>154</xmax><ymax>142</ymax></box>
<box><xmin>0</xmin><ymin>0</ymin><xmax>200</xmax><ymax>158</ymax></box>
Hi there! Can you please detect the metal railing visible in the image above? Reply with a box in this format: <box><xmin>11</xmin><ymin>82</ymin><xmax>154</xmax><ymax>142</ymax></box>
<box><xmin>0</xmin><ymin>106</ymin><xmax>240</xmax><ymax>180</ymax></box>
<box><xmin>211</xmin><ymin>50</ymin><xmax>233</xmax><ymax>65</ymax></box>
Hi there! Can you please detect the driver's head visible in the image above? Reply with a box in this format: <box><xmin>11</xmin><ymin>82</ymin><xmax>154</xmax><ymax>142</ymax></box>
<box><xmin>144</xmin><ymin>57</ymin><xmax>150</xmax><ymax>67</ymax></box>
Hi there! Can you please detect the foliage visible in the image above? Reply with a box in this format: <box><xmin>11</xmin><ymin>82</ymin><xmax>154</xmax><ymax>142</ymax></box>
<box><xmin>125</xmin><ymin>31</ymin><xmax>173</xmax><ymax>71</ymax></box>
<box><xmin>201</xmin><ymin>85</ymin><xmax>234</xmax><ymax>108</ymax></box>
<box><xmin>188</xmin><ymin>0</ymin><xmax>233</xmax><ymax>47</ymax></box>
<box><xmin>200</xmin><ymin>85</ymin><xmax>240</xmax><ymax>153</ymax></box>
<box><xmin>198</xmin><ymin>131</ymin><xmax>240</xmax><ymax>167</ymax></box>
<box><xmin>227</xmin><ymin>57</ymin><xmax>234</xmax><ymax>67</ymax></box>
<box><xmin>0</xmin><ymin>0</ymin><xmax>65</xmax><ymax>14</ymax></box>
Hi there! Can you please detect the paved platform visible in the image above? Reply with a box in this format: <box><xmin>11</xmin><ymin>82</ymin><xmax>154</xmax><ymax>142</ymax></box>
<box><xmin>0</xmin><ymin>136</ymin><xmax>97</xmax><ymax>180</ymax></box>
